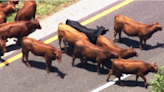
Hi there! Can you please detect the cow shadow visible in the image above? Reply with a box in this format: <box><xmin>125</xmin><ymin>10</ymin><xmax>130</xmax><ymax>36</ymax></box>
<box><xmin>27</xmin><ymin>60</ymin><xmax>67</xmax><ymax>78</ymax></box>
<box><xmin>114</xmin><ymin>80</ymin><xmax>145</xmax><ymax>88</ymax></box>
<box><xmin>75</xmin><ymin>60</ymin><xmax>112</xmax><ymax>75</ymax></box>
<box><xmin>117</xmin><ymin>38</ymin><xmax>164</xmax><ymax>50</ymax></box>
<box><xmin>6</xmin><ymin>44</ymin><xmax>22</xmax><ymax>52</ymax></box>
<box><xmin>61</xmin><ymin>44</ymin><xmax>74</xmax><ymax>57</ymax></box>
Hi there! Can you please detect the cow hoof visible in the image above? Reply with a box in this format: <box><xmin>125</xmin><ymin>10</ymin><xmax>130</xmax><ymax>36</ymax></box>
<box><xmin>47</xmin><ymin>71</ymin><xmax>50</xmax><ymax>74</ymax></box>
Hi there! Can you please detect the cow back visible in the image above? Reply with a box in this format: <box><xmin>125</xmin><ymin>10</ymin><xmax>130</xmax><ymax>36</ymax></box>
<box><xmin>58</xmin><ymin>23</ymin><xmax>89</xmax><ymax>44</ymax></box>
<box><xmin>15</xmin><ymin>1</ymin><xmax>36</xmax><ymax>21</ymax></box>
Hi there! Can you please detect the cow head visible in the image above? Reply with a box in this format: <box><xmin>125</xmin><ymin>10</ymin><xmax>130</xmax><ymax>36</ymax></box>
<box><xmin>129</xmin><ymin>46</ymin><xmax>138</xmax><ymax>57</ymax></box>
<box><xmin>54</xmin><ymin>51</ymin><xmax>65</xmax><ymax>63</ymax></box>
<box><xmin>150</xmin><ymin>62</ymin><xmax>158</xmax><ymax>73</ymax></box>
<box><xmin>33</xmin><ymin>19</ymin><xmax>42</xmax><ymax>29</ymax></box>
<box><xmin>5</xmin><ymin>3</ymin><xmax>17</xmax><ymax>16</ymax></box>
<box><xmin>110</xmin><ymin>51</ymin><xmax>119</xmax><ymax>59</ymax></box>
<box><xmin>96</xmin><ymin>26</ymin><xmax>109</xmax><ymax>35</ymax></box>
<box><xmin>153</xmin><ymin>22</ymin><xmax>162</xmax><ymax>31</ymax></box>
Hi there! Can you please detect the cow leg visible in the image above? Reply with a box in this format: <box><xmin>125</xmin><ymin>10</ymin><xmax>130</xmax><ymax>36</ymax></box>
<box><xmin>140</xmin><ymin>75</ymin><xmax>147</xmax><ymax>88</ymax></box>
<box><xmin>144</xmin><ymin>40</ymin><xmax>147</xmax><ymax>50</ymax></box>
<box><xmin>118</xmin><ymin>76</ymin><xmax>124</xmax><ymax>86</ymax></box>
<box><xmin>22</xmin><ymin>49</ymin><xmax>25</xmax><ymax>63</ymax></box>
<box><xmin>80</xmin><ymin>56</ymin><xmax>84</xmax><ymax>67</ymax></box>
<box><xmin>58</xmin><ymin>36</ymin><xmax>62</xmax><ymax>51</ymax></box>
<box><xmin>106</xmin><ymin>69</ymin><xmax>113</xmax><ymax>82</ymax></box>
<box><xmin>135</xmin><ymin>75</ymin><xmax>139</xmax><ymax>85</ymax></box>
<box><xmin>97</xmin><ymin>63</ymin><xmax>101</xmax><ymax>75</ymax></box>
<box><xmin>24</xmin><ymin>51</ymin><xmax>30</xmax><ymax>67</ymax></box>
<box><xmin>16</xmin><ymin>38</ymin><xmax>22</xmax><ymax>46</ymax></box>
<box><xmin>113</xmin><ymin>30</ymin><xmax>117</xmax><ymax>43</ymax></box>
<box><xmin>63</xmin><ymin>39</ymin><xmax>67</xmax><ymax>53</ymax></box>
<box><xmin>118</xmin><ymin>31</ymin><xmax>122</xmax><ymax>42</ymax></box>
<box><xmin>45</xmin><ymin>58</ymin><xmax>50</xmax><ymax>73</ymax></box>
<box><xmin>72</xmin><ymin>54</ymin><xmax>76</xmax><ymax>66</ymax></box>
<box><xmin>139</xmin><ymin>38</ymin><xmax>143</xmax><ymax>50</ymax></box>
<box><xmin>49</xmin><ymin>60</ymin><xmax>52</xmax><ymax>70</ymax></box>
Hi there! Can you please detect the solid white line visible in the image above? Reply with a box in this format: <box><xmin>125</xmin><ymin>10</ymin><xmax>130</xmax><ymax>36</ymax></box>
<box><xmin>90</xmin><ymin>74</ymin><xmax>131</xmax><ymax>92</ymax></box>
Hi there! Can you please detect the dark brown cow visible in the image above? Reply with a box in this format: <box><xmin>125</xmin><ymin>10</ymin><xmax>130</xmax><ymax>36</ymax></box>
<box><xmin>15</xmin><ymin>1</ymin><xmax>36</xmax><ymax>21</ymax></box>
<box><xmin>106</xmin><ymin>59</ymin><xmax>158</xmax><ymax>88</ymax></box>
<box><xmin>0</xmin><ymin>19</ymin><xmax>41</xmax><ymax>45</ymax></box>
<box><xmin>58</xmin><ymin>22</ymin><xmax>89</xmax><ymax>52</ymax></box>
<box><xmin>0</xmin><ymin>2</ymin><xmax>16</xmax><ymax>16</ymax></box>
<box><xmin>113</xmin><ymin>14</ymin><xmax>162</xmax><ymax>50</ymax></box>
<box><xmin>22</xmin><ymin>37</ymin><xmax>64</xmax><ymax>73</ymax></box>
<box><xmin>72</xmin><ymin>39</ymin><xmax>118</xmax><ymax>75</ymax></box>
<box><xmin>96</xmin><ymin>35</ymin><xmax>138</xmax><ymax>58</ymax></box>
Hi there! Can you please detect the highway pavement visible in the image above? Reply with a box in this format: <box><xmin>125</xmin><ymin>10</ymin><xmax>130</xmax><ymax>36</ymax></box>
<box><xmin>0</xmin><ymin>1</ymin><xmax>164</xmax><ymax>92</ymax></box>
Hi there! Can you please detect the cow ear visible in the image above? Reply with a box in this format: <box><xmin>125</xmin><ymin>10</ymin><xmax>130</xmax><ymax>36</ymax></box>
<box><xmin>130</xmin><ymin>46</ymin><xmax>132</xmax><ymax>49</ymax></box>
<box><xmin>54</xmin><ymin>51</ymin><xmax>57</xmax><ymax>54</ymax></box>
<box><xmin>153</xmin><ymin>21</ymin><xmax>156</xmax><ymax>24</ymax></box>
<box><xmin>97</xmin><ymin>26</ymin><xmax>99</xmax><ymax>29</ymax></box>
<box><xmin>61</xmin><ymin>51</ymin><xmax>65</xmax><ymax>53</ymax></box>
<box><xmin>106</xmin><ymin>29</ymin><xmax>109</xmax><ymax>31</ymax></box>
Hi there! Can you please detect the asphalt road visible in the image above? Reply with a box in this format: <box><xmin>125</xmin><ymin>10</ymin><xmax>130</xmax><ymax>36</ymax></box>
<box><xmin>1</xmin><ymin>1</ymin><xmax>164</xmax><ymax>92</ymax></box>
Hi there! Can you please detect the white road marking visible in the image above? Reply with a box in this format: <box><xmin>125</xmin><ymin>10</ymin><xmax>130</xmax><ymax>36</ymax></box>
<box><xmin>91</xmin><ymin>74</ymin><xmax>131</xmax><ymax>92</ymax></box>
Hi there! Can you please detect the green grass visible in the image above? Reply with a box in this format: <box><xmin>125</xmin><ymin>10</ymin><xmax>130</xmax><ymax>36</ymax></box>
<box><xmin>149</xmin><ymin>67</ymin><xmax>164</xmax><ymax>92</ymax></box>
<box><xmin>4</xmin><ymin>0</ymin><xmax>79</xmax><ymax>22</ymax></box>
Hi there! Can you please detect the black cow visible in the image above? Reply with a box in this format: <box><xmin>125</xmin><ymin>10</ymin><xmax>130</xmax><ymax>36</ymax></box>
<box><xmin>66</xmin><ymin>19</ymin><xmax>109</xmax><ymax>44</ymax></box>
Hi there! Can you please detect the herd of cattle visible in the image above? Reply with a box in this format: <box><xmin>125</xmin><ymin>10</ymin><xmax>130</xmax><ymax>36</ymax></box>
<box><xmin>0</xmin><ymin>0</ymin><xmax>162</xmax><ymax>89</ymax></box>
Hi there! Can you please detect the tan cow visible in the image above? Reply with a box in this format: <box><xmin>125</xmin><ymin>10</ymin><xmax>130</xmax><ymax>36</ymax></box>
<box><xmin>22</xmin><ymin>37</ymin><xmax>64</xmax><ymax>73</ymax></box>
<box><xmin>96</xmin><ymin>35</ymin><xmax>138</xmax><ymax>58</ymax></box>
<box><xmin>106</xmin><ymin>59</ymin><xmax>158</xmax><ymax>88</ymax></box>
<box><xmin>113</xmin><ymin>14</ymin><xmax>162</xmax><ymax>50</ymax></box>
<box><xmin>58</xmin><ymin>23</ymin><xmax>89</xmax><ymax>52</ymax></box>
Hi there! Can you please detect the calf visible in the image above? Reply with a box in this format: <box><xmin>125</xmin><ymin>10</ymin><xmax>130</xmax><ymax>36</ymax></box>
<box><xmin>66</xmin><ymin>19</ymin><xmax>109</xmax><ymax>44</ymax></box>
<box><xmin>96</xmin><ymin>35</ymin><xmax>138</xmax><ymax>58</ymax></box>
<box><xmin>58</xmin><ymin>22</ymin><xmax>89</xmax><ymax>52</ymax></box>
<box><xmin>113</xmin><ymin>14</ymin><xmax>162</xmax><ymax>50</ymax></box>
<box><xmin>106</xmin><ymin>59</ymin><xmax>158</xmax><ymax>88</ymax></box>
<box><xmin>15</xmin><ymin>1</ymin><xmax>36</xmax><ymax>21</ymax></box>
<box><xmin>72</xmin><ymin>39</ymin><xmax>118</xmax><ymax>74</ymax></box>
<box><xmin>0</xmin><ymin>19</ymin><xmax>41</xmax><ymax>45</ymax></box>
<box><xmin>22</xmin><ymin>37</ymin><xmax>64</xmax><ymax>73</ymax></box>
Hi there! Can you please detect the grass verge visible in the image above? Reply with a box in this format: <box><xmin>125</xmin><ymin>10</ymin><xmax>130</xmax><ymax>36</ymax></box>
<box><xmin>5</xmin><ymin>0</ymin><xmax>80</xmax><ymax>22</ymax></box>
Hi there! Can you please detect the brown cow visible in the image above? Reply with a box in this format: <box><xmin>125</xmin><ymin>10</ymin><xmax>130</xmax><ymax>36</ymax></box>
<box><xmin>58</xmin><ymin>22</ymin><xmax>89</xmax><ymax>52</ymax></box>
<box><xmin>96</xmin><ymin>35</ymin><xmax>138</xmax><ymax>58</ymax></box>
<box><xmin>0</xmin><ymin>2</ymin><xmax>16</xmax><ymax>16</ymax></box>
<box><xmin>106</xmin><ymin>59</ymin><xmax>158</xmax><ymax>88</ymax></box>
<box><xmin>15</xmin><ymin>1</ymin><xmax>36</xmax><ymax>21</ymax></box>
<box><xmin>72</xmin><ymin>39</ymin><xmax>118</xmax><ymax>75</ymax></box>
<box><xmin>22</xmin><ymin>37</ymin><xmax>64</xmax><ymax>73</ymax></box>
<box><xmin>0</xmin><ymin>19</ymin><xmax>41</xmax><ymax>45</ymax></box>
<box><xmin>113</xmin><ymin>14</ymin><xmax>162</xmax><ymax>50</ymax></box>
